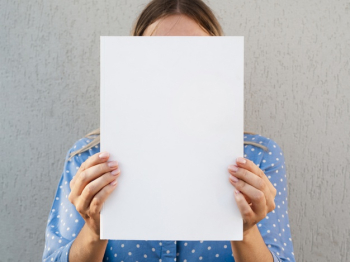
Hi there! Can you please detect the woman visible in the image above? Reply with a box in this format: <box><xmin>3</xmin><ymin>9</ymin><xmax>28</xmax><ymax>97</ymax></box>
<box><xmin>42</xmin><ymin>0</ymin><xmax>295</xmax><ymax>261</ymax></box>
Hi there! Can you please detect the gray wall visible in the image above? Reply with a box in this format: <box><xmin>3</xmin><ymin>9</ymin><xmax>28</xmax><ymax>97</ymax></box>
<box><xmin>1</xmin><ymin>0</ymin><xmax>349</xmax><ymax>261</ymax></box>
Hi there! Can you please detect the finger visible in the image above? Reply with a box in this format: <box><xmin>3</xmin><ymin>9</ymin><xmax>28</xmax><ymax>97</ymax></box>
<box><xmin>228</xmin><ymin>165</ymin><xmax>273</xmax><ymax>210</ymax></box>
<box><xmin>70</xmin><ymin>151</ymin><xmax>110</xmax><ymax>190</ymax></box>
<box><xmin>78</xmin><ymin>169</ymin><xmax>121</xmax><ymax>212</ymax></box>
<box><xmin>235</xmin><ymin>157</ymin><xmax>276</xmax><ymax>197</ymax></box>
<box><xmin>233</xmin><ymin>189</ymin><xmax>255</xmax><ymax>225</ymax></box>
<box><xmin>228</xmin><ymin>165</ymin><xmax>267</xmax><ymax>193</ymax></box>
<box><xmin>88</xmin><ymin>178</ymin><xmax>119</xmax><ymax>219</ymax></box>
<box><xmin>72</xmin><ymin>160</ymin><xmax>119</xmax><ymax>197</ymax></box>
<box><xmin>229</xmin><ymin>176</ymin><xmax>266</xmax><ymax>217</ymax></box>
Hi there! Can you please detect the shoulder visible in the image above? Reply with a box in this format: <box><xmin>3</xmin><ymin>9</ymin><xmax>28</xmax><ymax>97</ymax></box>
<box><xmin>244</xmin><ymin>133</ymin><xmax>285</xmax><ymax>170</ymax></box>
<box><xmin>244</xmin><ymin>133</ymin><xmax>270</xmax><ymax>148</ymax></box>
<box><xmin>66</xmin><ymin>136</ymin><xmax>101</xmax><ymax>165</ymax></box>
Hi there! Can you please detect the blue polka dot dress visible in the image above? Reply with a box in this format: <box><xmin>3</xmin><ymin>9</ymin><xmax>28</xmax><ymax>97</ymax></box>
<box><xmin>42</xmin><ymin>133</ymin><xmax>295</xmax><ymax>261</ymax></box>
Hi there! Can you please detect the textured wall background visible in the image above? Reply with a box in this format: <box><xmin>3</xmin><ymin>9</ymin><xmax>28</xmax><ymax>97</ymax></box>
<box><xmin>1</xmin><ymin>0</ymin><xmax>349</xmax><ymax>261</ymax></box>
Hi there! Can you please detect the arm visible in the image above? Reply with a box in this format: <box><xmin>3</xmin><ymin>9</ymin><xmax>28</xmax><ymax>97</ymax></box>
<box><xmin>67</xmin><ymin>150</ymin><xmax>120</xmax><ymax>262</ymax></box>
<box><xmin>228</xmin><ymin>139</ymin><xmax>295</xmax><ymax>262</ymax></box>
<box><xmin>256</xmin><ymin>140</ymin><xmax>295</xmax><ymax>261</ymax></box>
<box><xmin>42</xmin><ymin>140</ymin><xmax>121</xmax><ymax>262</ymax></box>
<box><xmin>42</xmin><ymin>145</ymin><xmax>84</xmax><ymax>262</ymax></box>
<box><xmin>68</xmin><ymin>223</ymin><xmax>108</xmax><ymax>262</ymax></box>
<box><xmin>230</xmin><ymin>224</ymin><xmax>274</xmax><ymax>262</ymax></box>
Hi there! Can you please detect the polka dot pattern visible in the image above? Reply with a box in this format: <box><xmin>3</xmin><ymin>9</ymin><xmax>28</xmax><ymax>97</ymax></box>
<box><xmin>42</xmin><ymin>134</ymin><xmax>295</xmax><ymax>261</ymax></box>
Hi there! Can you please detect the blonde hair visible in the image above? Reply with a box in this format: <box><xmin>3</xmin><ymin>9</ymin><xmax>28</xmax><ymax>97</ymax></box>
<box><xmin>68</xmin><ymin>0</ymin><xmax>267</xmax><ymax>160</ymax></box>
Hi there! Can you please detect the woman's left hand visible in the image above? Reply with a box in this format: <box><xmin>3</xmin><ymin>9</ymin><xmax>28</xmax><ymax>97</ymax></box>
<box><xmin>228</xmin><ymin>157</ymin><xmax>277</xmax><ymax>234</ymax></box>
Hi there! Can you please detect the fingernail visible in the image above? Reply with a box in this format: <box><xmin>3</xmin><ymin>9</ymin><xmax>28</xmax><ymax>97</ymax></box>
<box><xmin>236</xmin><ymin>157</ymin><xmax>246</xmax><ymax>164</ymax></box>
<box><xmin>99</xmin><ymin>152</ymin><xmax>109</xmax><ymax>159</ymax></box>
<box><xmin>228</xmin><ymin>165</ymin><xmax>238</xmax><ymax>172</ymax></box>
<box><xmin>111</xmin><ymin>168</ymin><xmax>120</xmax><ymax>175</ymax></box>
<box><xmin>110</xmin><ymin>179</ymin><xmax>118</xmax><ymax>186</ymax></box>
<box><xmin>234</xmin><ymin>189</ymin><xmax>240</xmax><ymax>195</ymax></box>
<box><xmin>108</xmin><ymin>161</ymin><xmax>118</xmax><ymax>168</ymax></box>
<box><xmin>229</xmin><ymin>175</ymin><xmax>238</xmax><ymax>182</ymax></box>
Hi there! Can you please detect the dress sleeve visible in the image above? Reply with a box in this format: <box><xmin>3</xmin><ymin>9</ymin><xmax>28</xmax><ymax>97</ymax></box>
<box><xmin>42</xmin><ymin>142</ymin><xmax>85</xmax><ymax>262</ymax></box>
<box><xmin>257</xmin><ymin>139</ymin><xmax>295</xmax><ymax>262</ymax></box>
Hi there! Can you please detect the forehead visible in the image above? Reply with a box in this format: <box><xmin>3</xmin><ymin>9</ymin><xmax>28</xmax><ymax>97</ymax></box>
<box><xmin>143</xmin><ymin>14</ymin><xmax>210</xmax><ymax>36</ymax></box>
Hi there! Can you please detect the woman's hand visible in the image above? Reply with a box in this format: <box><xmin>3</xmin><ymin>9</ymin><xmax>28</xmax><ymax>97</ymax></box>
<box><xmin>68</xmin><ymin>151</ymin><xmax>121</xmax><ymax>239</ymax></box>
<box><xmin>228</xmin><ymin>157</ymin><xmax>277</xmax><ymax>234</ymax></box>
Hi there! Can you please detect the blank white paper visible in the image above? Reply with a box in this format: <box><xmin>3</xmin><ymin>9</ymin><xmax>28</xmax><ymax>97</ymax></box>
<box><xmin>100</xmin><ymin>36</ymin><xmax>244</xmax><ymax>241</ymax></box>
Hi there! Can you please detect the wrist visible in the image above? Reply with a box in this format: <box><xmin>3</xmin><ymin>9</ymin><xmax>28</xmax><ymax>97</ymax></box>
<box><xmin>83</xmin><ymin>224</ymin><xmax>106</xmax><ymax>244</ymax></box>
<box><xmin>230</xmin><ymin>225</ymin><xmax>259</xmax><ymax>246</ymax></box>
<box><xmin>230</xmin><ymin>224</ymin><xmax>273</xmax><ymax>262</ymax></box>
<box><xmin>242</xmin><ymin>225</ymin><xmax>259</xmax><ymax>242</ymax></box>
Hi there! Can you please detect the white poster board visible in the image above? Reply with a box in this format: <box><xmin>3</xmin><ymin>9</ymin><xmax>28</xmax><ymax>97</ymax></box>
<box><xmin>100</xmin><ymin>36</ymin><xmax>244</xmax><ymax>241</ymax></box>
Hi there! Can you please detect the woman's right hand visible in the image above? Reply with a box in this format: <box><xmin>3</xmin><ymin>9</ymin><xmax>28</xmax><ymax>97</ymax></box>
<box><xmin>68</xmin><ymin>151</ymin><xmax>120</xmax><ymax>239</ymax></box>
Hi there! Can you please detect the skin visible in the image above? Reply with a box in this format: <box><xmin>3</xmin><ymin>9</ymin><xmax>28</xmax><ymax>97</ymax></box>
<box><xmin>68</xmin><ymin>14</ymin><xmax>276</xmax><ymax>262</ymax></box>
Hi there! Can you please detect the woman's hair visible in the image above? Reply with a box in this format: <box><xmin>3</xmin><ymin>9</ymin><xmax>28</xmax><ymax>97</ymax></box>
<box><xmin>68</xmin><ymin>0</ymin><xmax>267</xmax><ymax>161</ymax></box>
